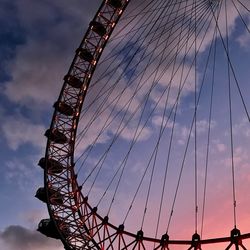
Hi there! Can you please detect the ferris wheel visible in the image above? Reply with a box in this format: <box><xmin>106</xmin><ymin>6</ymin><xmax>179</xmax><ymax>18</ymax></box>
<box><xmin>35</xmin><ymin>0</ymin><xmax>250</xmax><ymax>249</ymax></box>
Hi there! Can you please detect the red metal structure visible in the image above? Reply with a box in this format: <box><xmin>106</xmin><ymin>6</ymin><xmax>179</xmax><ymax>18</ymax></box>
<box><xmin>36</xmin><ymin>0</ymin><xmax>250</xmax><ymax>249</ymax></box>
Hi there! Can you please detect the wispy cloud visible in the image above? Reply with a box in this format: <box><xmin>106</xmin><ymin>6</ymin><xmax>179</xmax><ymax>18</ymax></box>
<box><xmin>0</xmin><ymin>225</ymin><xmax>63</xmax><ymax>250</ymax></box>
<box><xmin>2</xmin><ymin>0</ymin><xmax>100</xmax><ymax>109</ymax></box>
<box><xmin>1</xmin><ymin>115</ymin><xmax>46</xmax><ymax>151</ymax></box>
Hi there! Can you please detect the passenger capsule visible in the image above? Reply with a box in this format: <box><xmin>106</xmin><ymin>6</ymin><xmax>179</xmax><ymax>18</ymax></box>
<box><xmin>54</xmin><ymin>101</ymin><xmax>74</xmax><ymax>116</ymax></box>
<box><xmin>35</xmin><ymin>187</ymin><xmax>64</xmax><ymax>205</ymax></box>
<box><xmin>64</xmin><ymin>245</ymin><xmax>75</xmax><ymax>250</ymax></box>
<box><xmin>37</xmin><ymin>219</ymin><xmax>61</xmax><ymax>239</ymax></box>
<box><xmin>90</xmin><ymin>21</ymin><xmax>106</xmax><ymax>36</ymax></box>
<box><xmin>45</xmin><ymin>129</ymin><xmax>68</xmax><ymax>144</ymax></box>
<box><xmin>64</xmin><ymin>75</ymin><xmax>82</xmax><ymax>89</ymax></box>
<box><xmin>64</xmin><ymin>245</ymin><xmax>76</xmax><ymax>250</ymax></box>
<box><xmin>37</xmin><ymin>219</ymin><xmax>70</xmax><ymax>239</ymax></box>
<box><xmin>108</xmin><ymin>0</ymin><xmax>122</xmax><ymax>8</ymax></box>
<box><xmin>77</xmin><ymin>48</ymin><xmax>94</xmax><ymax>62</ymax></box>
<box><xmin>38</xmin><ymin>157</ymin><xmax>64</xmax><ymax>174</ymax></box>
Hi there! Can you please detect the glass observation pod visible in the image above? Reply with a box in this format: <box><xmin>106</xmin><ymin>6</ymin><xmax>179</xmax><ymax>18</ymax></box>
<box><xmin>37</xmin><ymin>218</ymin><xmax>70</xmax><ymax>239</ymax></box>
<box><xmin>77</xmin><ymin>48</ymin><xmax>94</xmax><ymax>63</ymax></box>
<box><xmin>37</xmin><ymin>219</ymin><xmax>61</xmax><ymax>239</ymax></box>
<box><xmin>38</xmin><ymin>157</ymin><xmax>64</xmax><ymax>174</ymax></box>
<box><xmin>90</xmin><ymin>21</ymin><xmax>107</xmax><ymax>37</ymax></box>
<box><xmin>45</xmin><ymin>128</ymin><xmax>68</xmax><ymax>144</ymax></box>
<box><xmin>35</xmin><ymin>187</ymin><xmax>64</xmax><ymax>205</ymax></box>
<box><xmin>64</xmin><ymin>75</ymin><xmax>83</xmax><ymax>89</ymax></box>
<box><xmin>54</xmin><ymin>101</ymin><xmax>74</xmax><ymax>117</ymax></box>
<box><xmin>107</xmin><ymin>0</ymin><xmax>123</xmax><ymax>9</ymax></box>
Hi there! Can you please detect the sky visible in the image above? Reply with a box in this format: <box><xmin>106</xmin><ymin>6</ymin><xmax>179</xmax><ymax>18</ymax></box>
<box><xmin>1</xmin><ymin>0</ymin><xmax>250</xmax><ymax>250</ymax></box>
<box><xmin>0</xmin><ymin>0</ymin><xmax>101</xmax><ymax>249</ymax></box>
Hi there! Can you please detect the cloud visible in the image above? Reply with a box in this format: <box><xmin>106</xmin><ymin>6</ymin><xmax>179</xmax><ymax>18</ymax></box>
<box><xmin>216</xmin><ymin>142</ymin><xmax>227</xmax><ymax>152</ymax></box>
<box><xmin>3</xmin><ymin>155</ymin><xmax>43</xmax><ymax>192</ymax></box>
<box><xmin>237</xmin><ymin>29</ymin><xmax>250</xmax><ymax>51</ymax></box>
<box><xmin>195</xmin><ymin>119</ymin><xmax>216</xmax><ymax>135</ymax></box>
<box><xmin>236</xmin><ymin>3</ymin><xmax>250</xmax><ymax>50</ymax></box>
<box><xmin>19</xmin><ymin>210</ymin><xmax>49</xmax><ymax>228</ymax></box>
<box><xmin>0</xmin><ymin>225</ymin><xmax>63</xmax><ymax>250</ymax></box>
<box><xmin>1</xmin><ymin>115</ymin><xmax>46</xmax><ymax>151</ymax></box>
<box><xmin>233</xmin><ymin>118</ymin><xmax>250</xmax><ymax>138</ymax></box>
<box><xmin>2</xmin><ymin>0</ymin><xmax>101</xmax><ymax>109</ymax></box>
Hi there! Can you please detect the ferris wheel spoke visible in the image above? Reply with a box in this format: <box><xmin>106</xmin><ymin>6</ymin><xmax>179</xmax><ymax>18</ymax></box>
<box><xmin>200</xmin><ymin>24</ymin><xmax>218</xmax><ymax>239</ymax></box>
<box><xmin>111</xmin><ymin>0</ymin><xmax>207</xmax><ymax>43</ymax></box>
<box><xmin>75</xmin><ymin>0</ymin><xmax>180</xmax><ymax>177</ymax></box>
<box><xmin>37</xmin><ymin>0</ymin><xmax>250</xmax><ymax>249</ymax></box>
<box><xmin>76</xmin><ymin>2</ymin><xmax>215</xmax><ymax>150</ymax></box>
<box><xmin>155</xmin><ymin>0</ymin><xmax>202</xmax><ymax>237</ymax></box>
<box><xmin>223</xmin><ymin>0</ymin><xmax>238</xmax><ymax>229</ymax></box>
<box><xmin>236</xmin><ymin>0</ymin><xmax>250</xmax><ymax>13</ymax></box>
<box><xmin>165</xmin><ymin>13</ymin><xmax>223</xmax><ymax>233</ymax></box>
<box><xmin>140</xmin><ymin>0</ymin><xmax>195</xmax><ymax>231</ymax></box>
<box><xmin>75</xmin><ymin>0</ymin><xmax>175</xmax><ymax>146</ymax></box>
<box><xmin>211</xmin><ymin>1</ymin><xmax>250</xmax><ymax>124</ymax></box>
<box><xmin>80</xmin><ymin>0</ymin><xmax>210</xmax><ymax>116</ymax></box>
<box><xmin>106</xmin><ymin>0</ymin><xmax>202</xmax><ymax>221</ymax></box>
<box><xmin>122</xmin><ymin>13</ymin><xmax>218</xmax><ymax>228</ymax></box>
<box><xmin>87</xmin><ymin>19</ymin><xmax>213</xmax><ymax>214</ymax></box>
<box><xmin>233</xmin><ymin>1</ymin><xmax>250</xmax><ymax>34</ymax></box>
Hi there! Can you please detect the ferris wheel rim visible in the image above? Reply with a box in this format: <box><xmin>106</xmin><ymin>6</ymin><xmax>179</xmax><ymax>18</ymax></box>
<box><xmin>39</xmin><ymin>0</ymin><xmax>250</xmax><ymax>249</ymax></box>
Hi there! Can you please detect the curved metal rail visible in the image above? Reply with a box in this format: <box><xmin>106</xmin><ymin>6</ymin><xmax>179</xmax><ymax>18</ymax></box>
<box><xmin>36</xmin><ymin>0</ymin><xmax>250</xmax><ymax>249</ymax></box>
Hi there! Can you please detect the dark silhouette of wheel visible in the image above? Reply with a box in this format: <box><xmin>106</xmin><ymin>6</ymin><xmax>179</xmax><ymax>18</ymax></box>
<box><xmin>36</xmin><ymin>0</ymin><xmax>250</xmax><ymax>249</ymax></box>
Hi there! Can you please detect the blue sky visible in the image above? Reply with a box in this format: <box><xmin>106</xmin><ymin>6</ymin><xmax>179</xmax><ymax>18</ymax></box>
<box><xmin>0</xmin><ymin>1</ymin><xmax>101</xmax><ymax>249</ymax></box>
<box><xmin>1</xmin><ymin>1</ymin><xmax>250</xmax><ymax>250</ymax></box>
